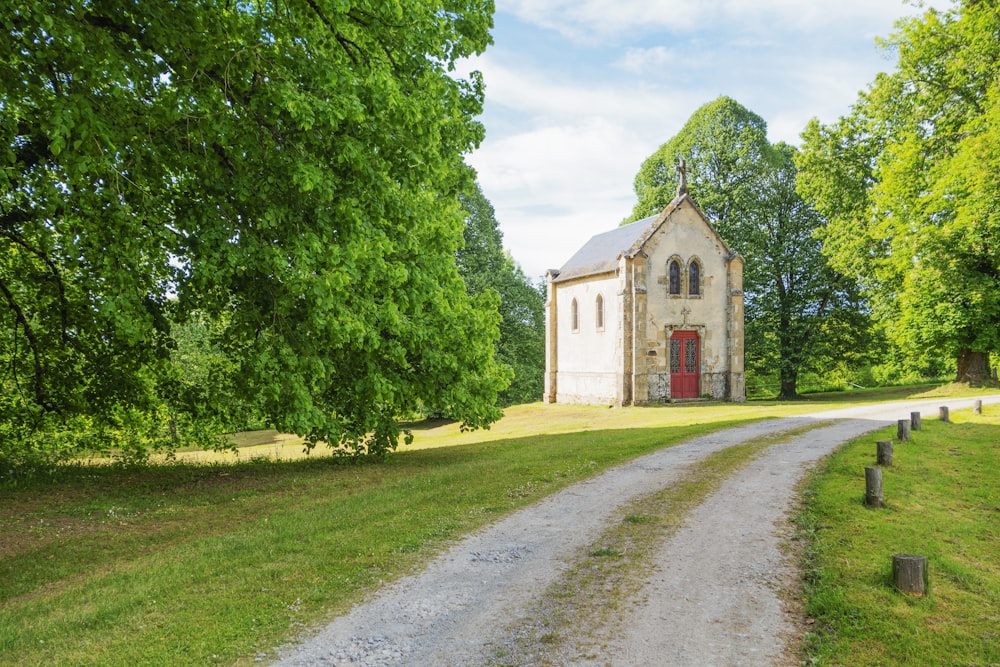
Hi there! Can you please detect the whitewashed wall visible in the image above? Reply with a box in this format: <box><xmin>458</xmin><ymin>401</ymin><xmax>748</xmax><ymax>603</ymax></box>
<box><xmin>552</xmin><ymin>274</ymin><xmax>620</xmax><ymax>404</ymax></box>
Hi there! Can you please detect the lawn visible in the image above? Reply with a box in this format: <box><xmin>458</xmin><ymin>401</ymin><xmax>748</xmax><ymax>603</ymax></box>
<box><xmin>0</xmin><ymin>383</ymin><xmax>993</xmax><ymax>666</ymax></box>
<box><xmin>796</xmin><ymin>403</ymin><xmax>1000</xmax><ymax>666</ymax></box>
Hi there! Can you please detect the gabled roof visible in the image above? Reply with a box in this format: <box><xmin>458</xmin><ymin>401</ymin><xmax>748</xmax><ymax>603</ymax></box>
<box><xmin>552</xmin><ymin>193</ymin><xmax>733</xmax><ymax>284</ymax></box>
<box><xmin>551</xmin><ymin>213</ymin><xmax>657</xmax><ymax>283</ymax></box>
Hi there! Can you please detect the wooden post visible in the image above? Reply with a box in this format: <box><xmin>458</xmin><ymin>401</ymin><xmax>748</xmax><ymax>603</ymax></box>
<box><xmin>892</xmin><ymin>554</ymin><xmax>928</xmax><ymax>596</ymax></box>
<box><xmin>865</xmin><ymin>466</ymin><xmax>884</xmax><ymax>507</ymax></box>
<box><xmin>939</xmin><ymin>406</ymin><xmax>950</xmax><ymax>422</ymax></box>
<box><xmin>877</xmin><ymin>440</ymin><xmax>893</xmax><ymax>467</ymax></box>
<box><xmin>974</xmin><ymin>399</ymin><xmax>982</xmax><ymax>415</ymax></box>
<box><xmin>910</xmin><ymin>411</ymin><xmax>921</xmax><ymax>430</ymax></box>
<box><xmin>897</xmin><ymin>418</ymin><xmax>911</xmax><ymax>442</ymax></box>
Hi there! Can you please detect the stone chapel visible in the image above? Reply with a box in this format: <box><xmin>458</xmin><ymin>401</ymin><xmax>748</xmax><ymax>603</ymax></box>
<box><xmin>544</xmin><ymin>176</ymin><xmax>746</xmax><ymax>406</ymax></box>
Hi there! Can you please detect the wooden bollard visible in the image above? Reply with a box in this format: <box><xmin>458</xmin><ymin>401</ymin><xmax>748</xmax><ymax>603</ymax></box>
<box><xmin>897</xmin><ymin>418</ymin><xmax>911</xmax><ymax>442</ymax></box>
<box><xmin>865</xmin><ymin>466</ymin><xmax>884</xmax><ymax>507</ymax></box>
<box><xmin>939</xmin><ymin>406</ymin><xmax>950</xmax><ymax>422</ymax></box>
<box><xmin>910</xmin><ymin>411</ymin><xmax>921</xmax><ymax>430</ymax></box>
<box><xmin>974</xmin><ymin>399</ymin><xmax>982</xmax><ymax>415</ymax></box>
<box><xmin>892</xmin><ymin>554</ymin><xmax>928</xmax><ymax>596</ymax></box>
<box><xmin>877</xmin><ymin>440</ymin><xmax>893</xmax><ymax>466</ymax></box>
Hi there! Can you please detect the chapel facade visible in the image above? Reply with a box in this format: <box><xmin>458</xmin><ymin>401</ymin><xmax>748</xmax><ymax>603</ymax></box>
<box><xmin>544</xmin><ymin>190</ymin><xmax>745</xmax><ymax>406</ymax></box>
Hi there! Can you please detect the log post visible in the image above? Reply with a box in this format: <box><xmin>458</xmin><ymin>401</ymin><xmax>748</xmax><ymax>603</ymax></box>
<box><xmin>974</xmin><ymin>399</ymin><xmax>982</xmax><ymax>415</ymax></box>
<box><xmin>877</xmin><ymin>440</ymin><xmax>893</xmax><ymax>467</ymax></box>
<box><xmin>939</xmin><ymin>406</ymin><xmax>950</xmax><ymax>422</ymax></box>
<box><xmin>892</xmin><ymin>554</ymin><xmax>928</xmax><ymax>596</ymax></box>
<box><xmin>910</xmin><ymin>411</ymin><xmax>921</xmax><ymax>430</ymax></box>
<box><xmin>897</xmin><ymin>418</ymin><xmax>911</xmax><ymax>442</ymax></box>
<box><xmin>865</xmin><ymin>466</ymin><xmax>884</xmax><ymax>507</ymax></box>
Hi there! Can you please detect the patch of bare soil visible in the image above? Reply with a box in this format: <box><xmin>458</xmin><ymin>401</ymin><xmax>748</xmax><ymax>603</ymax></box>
<box><xmin>270</xmin><ymin>397</ymin><xmax>1000</xmax><ymax>666</ymax></box>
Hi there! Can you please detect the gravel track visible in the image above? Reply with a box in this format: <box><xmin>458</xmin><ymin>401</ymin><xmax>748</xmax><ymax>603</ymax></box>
<box><xmin>271</xmin><ymin>396</ymin><xmax>1000</xmax><ymax>666</ymax></box>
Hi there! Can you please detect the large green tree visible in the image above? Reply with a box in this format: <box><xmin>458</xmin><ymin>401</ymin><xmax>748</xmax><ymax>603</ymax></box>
<box><xmin>799</xmin><ymin>1</ymin><xmax>1000</xmax><ymax>382</ymax></box>
<box><xmin>457</xmin><ymin>183</ymin><xmax>544</xmax><ymax>406</ymax></box>
<box><xmin>796</xmin><ymin>1</ymin><xmax>1000</xmax><ymax>384</ymax></box>
<box><xmin>627</xmin><ymin>97</ymin><xmax>870</xmax><ymax>398</ymax></box>
<box><xmin>0</xmin><ymin>0</ymin><xmax>506</xmax><ymax>461</ymax></box>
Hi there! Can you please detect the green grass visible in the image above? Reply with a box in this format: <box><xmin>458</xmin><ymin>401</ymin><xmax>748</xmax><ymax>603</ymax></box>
<box><xmin>488</xmin><ymin>421</ymin><xmax>831</xmax><ymax>666</ymax></box>
<box><xmin>796</xmin><ymin>404</ymin><xmax>1000</xmax><ymax>666</ymax></box>
<box><xmin>164</xmin><ymin>382</ymin><xmax>977</xmax><ymax>464</ymax></box>
<box><xmin>1</xmin><ymin>385</ymin><xmax>997</xmax><ymax>666</ymax></box>
<box><xmin>0</xmin><ymin>408</ymin><xmax>767</xmax><ymax>667</ymax></box>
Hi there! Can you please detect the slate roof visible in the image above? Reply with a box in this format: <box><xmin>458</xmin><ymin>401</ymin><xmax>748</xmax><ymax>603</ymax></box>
<box><xmin>550</xmin><ymin>194</ymin><xmax>736</xmax><ymax>284</ymax></box>
<box><xmin>551</xmin><ymin>214</ymin><xmax>656</xmax><ymax>283</ymax></box>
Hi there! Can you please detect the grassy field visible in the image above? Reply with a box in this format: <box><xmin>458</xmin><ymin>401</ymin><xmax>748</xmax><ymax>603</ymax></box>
<box><xmin>796</xmin><ymin>404</ymin><xmax>1000</xmax><ymax>666</ymax></box>
<box><xmin>0</xmin><ymin>383</ymin><xmax>993</xmax><ymax>666</ymax></box>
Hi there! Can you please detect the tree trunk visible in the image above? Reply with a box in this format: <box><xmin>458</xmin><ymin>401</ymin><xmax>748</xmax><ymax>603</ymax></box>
<box><xmin>877</xmin><ymin>440</ymin><xmax>893</xmax><ymax>467</ymax></box>
<box><xmin>892</xmin><ymin>554</ymin><xmax>928</xmax><ymax>596</ymax></box>
<box><xmin>865</xmin><ymin>466</ymin><xmax>884</xmax><ymax>507</ymax></box>
<box><xmin>955</xmin><ymin>349</ymin><xmax>992</xmax><ymax>385</ymax></box>
<box><xmin>776</xmin><ymin>308</ymin><xmax>800</xmax><ymax>399</ymax></box>
<box><xmin>778</xmin><ymin>365</ymin><xmax>798</xmax><ymax>400</ymax></box>
<box><xmin>897</xmin><ymin>419</ymin><xmax>911</xmax><ymax>442</ymax></box>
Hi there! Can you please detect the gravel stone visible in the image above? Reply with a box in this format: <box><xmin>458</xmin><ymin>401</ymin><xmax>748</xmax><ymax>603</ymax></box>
<box><xmin>270</xmin><ymin>397</ymin><xmax>999</xmax><ymax>666</ymax></box>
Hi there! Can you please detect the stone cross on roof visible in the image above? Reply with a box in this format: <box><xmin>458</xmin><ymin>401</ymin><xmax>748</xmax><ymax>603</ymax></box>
<box><xmin>676</xmin><ymin>158</ymin><xmax>688</xmax><ymax>196</ymax></box>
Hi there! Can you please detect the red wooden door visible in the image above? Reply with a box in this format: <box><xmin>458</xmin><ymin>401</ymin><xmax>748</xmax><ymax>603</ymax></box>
<box><xmin>670</xmin><ymin>331</ymin><xmax>700</xmax><ymax>398</ymax></box>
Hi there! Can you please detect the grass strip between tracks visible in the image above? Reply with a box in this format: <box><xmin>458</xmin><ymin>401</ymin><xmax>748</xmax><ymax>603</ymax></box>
<box><xmin>488</xmin><ymin>421</ymin><xmax>831</xmax><ymax>666</ymax></box>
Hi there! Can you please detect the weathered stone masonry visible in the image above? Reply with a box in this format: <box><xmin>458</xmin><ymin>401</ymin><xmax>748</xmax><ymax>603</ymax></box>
<box><xmin>545</xmin><ymin>193</ymin><xmax>745</xmax><ymax>406</ymax></box>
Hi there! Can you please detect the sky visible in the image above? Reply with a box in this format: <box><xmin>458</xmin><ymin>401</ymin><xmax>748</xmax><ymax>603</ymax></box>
<box><xmin>461</xmin><ymin>0</ymin><xmax>952</xmax><ymax>282</ymax></box>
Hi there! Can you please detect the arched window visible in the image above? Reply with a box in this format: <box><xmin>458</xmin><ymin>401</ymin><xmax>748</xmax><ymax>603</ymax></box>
<box><xmin>595</xmin><ymin>294</ymin><xmax>604</xmax><ymax>330</ymax></box>
<box><xmin>571</xmin><ymin>298</ymin><xmax>579</xmax><ymax>332</ymax></box>
<box><xmin>668</xmin><ymin>259</ymin><xmax>681</xmax><ymax>295</ymax></box>
<box><xmin>688</xmin><ymin>260</ymin><xmax>701</xmax><ymax>296</ymax></box>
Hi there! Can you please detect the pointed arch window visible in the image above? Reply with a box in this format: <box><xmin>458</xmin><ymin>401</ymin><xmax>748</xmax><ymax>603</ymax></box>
<box><xmin>668</xmin><ymin>259</ymin><xmax>681</xmax><ymax>295</ymax></box>
<box><xmin>595</xmin><ymin>294</ymin><xmax>605</xmax><ymax>331</ymax></box>
<box><xmin>571</xmin><ymin>298</ymin><xmax>579</xmax><ymax>333</ymax></box>
<box><xmin>688</xmin><ymin>260</ymin><xmax>701</xmax><ymax>296</ymax></box>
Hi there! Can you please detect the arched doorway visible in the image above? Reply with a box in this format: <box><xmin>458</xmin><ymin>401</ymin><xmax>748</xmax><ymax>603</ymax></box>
<box><xmin>670</xmin><ymin>330</ymin><xmax>700</xmax><ymax>398</ymax></box>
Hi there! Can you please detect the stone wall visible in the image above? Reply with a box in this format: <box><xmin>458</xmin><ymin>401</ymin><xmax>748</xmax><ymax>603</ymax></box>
<box><xmin>545</xmin><ymin>196</ymin><xmax>745</xmax><ymax>406</ymax></box>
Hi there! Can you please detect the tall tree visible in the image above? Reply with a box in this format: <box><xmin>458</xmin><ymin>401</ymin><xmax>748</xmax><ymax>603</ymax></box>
<box><xmin>457</xmin><ymin>183</ymin><xmax>544</xmax><ymax>406</ymax></box>
<box><xmin>627</xmin><ymin>97</ymin><xmax>869</xmax><ymax>398</ymax></box>
<box><xmin>0</xmin><ymin>0</ymin><xmax>506</xmax><ymax>460</ymax></box>
<box><xmin>796</xmin><ymin>1</ymin><xmax>1000</xmax><ymax>384</ymax></box>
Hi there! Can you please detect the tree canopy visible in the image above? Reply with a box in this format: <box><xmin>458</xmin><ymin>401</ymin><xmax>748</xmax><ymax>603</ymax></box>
<box><xmin>1</xmin><ymin>0</ymin><xmax>506</xmax><ymax>462</ymax></box>
<box><xmin>627</xmin><ymin>97</ymin><xmax>870</xmax><ymax>398</ymax></box>
<box><xmin>796</xmin><ymin>1</ymin><xmax>1000</xmax><ymax>383</ymax></box>
<box><xmin>457</xmin><ymin>183</ymin><xmax>544</xmax><ymax>406</ymax></box>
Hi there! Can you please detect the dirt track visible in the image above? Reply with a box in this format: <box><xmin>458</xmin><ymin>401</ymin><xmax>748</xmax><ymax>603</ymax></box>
<box><xmin>271</xmin><ymin>396</ymin><xmax>999</xmax><ymax>666</ymax></box>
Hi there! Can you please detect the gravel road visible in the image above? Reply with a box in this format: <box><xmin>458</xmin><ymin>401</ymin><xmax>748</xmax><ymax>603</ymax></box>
<box><xmin>271</xmin><ymin>396</ymin><xmax>1000</xmax><ymax>667</ymax></box>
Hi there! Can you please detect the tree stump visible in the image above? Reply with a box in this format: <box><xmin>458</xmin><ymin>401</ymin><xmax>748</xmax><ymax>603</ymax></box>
<box><xmin>974</xmin><ymin>399</ymin><xmax>982</xmax><ymax>415</ymax></box>
<box><xmin>892</xmin><ymin>554</ymin><xmax>928</xmax><ymax>596</ymax></box>
<box><xmin>910</xmin><ymin>411</ymin><xmax>921</xmax><ymax>430</ymax></box>
<box><xmin>897</xmin><ymin>418</ymin><xmax>911</xmax><ymax>442</ymax></box>
<box><xmin>939</xmin><ymin>406</ymin><xmax>950</xmax><ymax>422</ymax></box>
<box><xmin>865</xmin><ymin>466</ymin><xmax>884</xmax><ymax>507</ymax></box>
<box><xmin>877</xmin><ymin>440</ymin><xmax>893</xmax><ymax>467</ymax></box>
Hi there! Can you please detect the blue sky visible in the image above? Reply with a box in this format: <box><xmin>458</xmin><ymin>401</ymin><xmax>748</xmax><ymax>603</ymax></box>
<box><xmin>461</xmin><ymin>0</ymin><xmax>950</xmax><ymax>281</ymax></box>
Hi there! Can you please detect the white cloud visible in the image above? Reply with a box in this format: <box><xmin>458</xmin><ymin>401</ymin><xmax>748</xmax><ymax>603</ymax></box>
<box><xmin>618</xmin><ymin>46</ymin><xmax>678</xmax><ymax>73</ymax></box>
<box><xmin>465</xmin><ymin>57</ymin><xmax>723</xmax><ymax>277</ymax></box>
<box><xmin>468</xmin><ymin>117</ymin><xmax>648</xmax><ymax>279</ymax></box>
<box><xmin>472</xmin><ymin>55</ymin><xmax>702</xmax><ymax>131</ymax></box>
<box><xmin>469</xmin><ymin>0</ymin><xmax>957</xmax><ymax>278</ymax></box>
<box><xmin>501</xmin><ymin>0</ymin><xmax>951</xmax><ymax>40</ymax></box>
